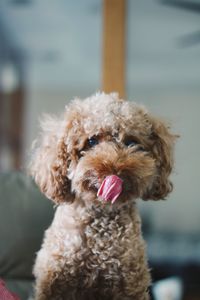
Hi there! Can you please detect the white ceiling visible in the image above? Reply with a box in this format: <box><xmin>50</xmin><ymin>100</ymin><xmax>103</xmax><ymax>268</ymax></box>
<box><xmin>0</xmin><ymin>0</ymin><xmax>102</xmax><ymax>90</ymax></box>
<box><xmin>127</xmin><ymin>0</ymin><xmax>200</xmax><ymax>94</ymax></box>
<box><xmin>0</xmin><ymin>0</ymin><xmax>199</xmax><ymax>92</ymax></box>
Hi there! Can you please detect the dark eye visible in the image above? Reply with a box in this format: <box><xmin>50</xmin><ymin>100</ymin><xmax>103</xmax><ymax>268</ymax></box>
<box><xmin>88</xmin><ymin>136</ymin><xmax>99</xmax><ymax>147</ymax></box>
<box><xmin>124</xmin><ymin>139</ymin><xmax>138</xmax><ymax>147</ymax></box>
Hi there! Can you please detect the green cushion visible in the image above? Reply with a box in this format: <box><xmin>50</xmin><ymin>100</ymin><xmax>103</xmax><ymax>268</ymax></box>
<box><xmin>4</xmin><ymin>279</ymin><xmax>34</xmax><ymax>300</ymax></box>
<box><xmin>0</xmin><ymin>172</ymin><xmax>54</xmax><ymax>299</ymax></box>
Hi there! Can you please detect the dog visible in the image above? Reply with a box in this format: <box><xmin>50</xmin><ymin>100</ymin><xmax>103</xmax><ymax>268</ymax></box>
<box><xmin>30</xmin><ymin>93</ymin><xmax>176</xmax><ymax>300</ymax></box>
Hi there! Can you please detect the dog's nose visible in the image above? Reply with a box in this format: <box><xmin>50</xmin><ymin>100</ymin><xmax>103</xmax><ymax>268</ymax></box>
<box><xmin>97</xmin><ymin>175</ymin><xmax>123</xmax><ymax>204</ymax></box>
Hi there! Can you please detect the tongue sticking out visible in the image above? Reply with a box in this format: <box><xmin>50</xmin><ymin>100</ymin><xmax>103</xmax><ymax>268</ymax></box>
<box><xmin>97</xmin><ymin>175</ymin><xmax>123</xmax><ymax>204</ymax></box>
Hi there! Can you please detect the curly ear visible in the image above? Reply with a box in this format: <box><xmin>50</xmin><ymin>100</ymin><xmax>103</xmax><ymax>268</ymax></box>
<box><xmin>143</xmin><ymin>117</ymin><xmax>177</xmax><ymax>200</ymax></box>
<box><xmin>29</xmin><ymin>115</ymin><xmax>74</xmax><ymax>204</ymax></box>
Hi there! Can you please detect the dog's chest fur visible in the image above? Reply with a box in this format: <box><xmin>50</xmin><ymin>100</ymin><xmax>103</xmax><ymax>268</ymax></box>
<box><xmin>43</xmin><ymin>201</ymin><xmax>147</xmax><ymax>294</ymax></box>
<box><xmin>82</xmin><ymin>203</ymin><xmax>144</xmax><ymax>287</ymax></box>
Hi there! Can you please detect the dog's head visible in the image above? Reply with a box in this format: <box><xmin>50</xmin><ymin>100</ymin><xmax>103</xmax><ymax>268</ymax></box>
<box><xmin>30</xmin><ymin>93</ymin><xmax>176</xmax><ymax>206</ymax></box>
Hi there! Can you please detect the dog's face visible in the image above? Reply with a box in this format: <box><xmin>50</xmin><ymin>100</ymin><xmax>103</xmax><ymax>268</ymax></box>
<box><xmin>30</xmin><ymin>93</ymin><xmax>176</xmax><ymax>206</ymax></box>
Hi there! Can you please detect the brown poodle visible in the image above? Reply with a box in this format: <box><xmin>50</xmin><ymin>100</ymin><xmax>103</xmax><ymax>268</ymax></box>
<box><xmin>30</xmin><ymin>93</ymin><xmax>176</xmax><ymax>300</ymax></box>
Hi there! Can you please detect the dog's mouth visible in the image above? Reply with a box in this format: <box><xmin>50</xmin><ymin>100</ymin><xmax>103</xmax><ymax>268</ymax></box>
<box><xmin>81</xmin><ymin>171</ymin><xmax>136</xmax><ymax>204</ymax></box>
<box><xmin>97</xmin><ymin>175</ymin><xmax>123</xmax><ymax>204</ymax></box>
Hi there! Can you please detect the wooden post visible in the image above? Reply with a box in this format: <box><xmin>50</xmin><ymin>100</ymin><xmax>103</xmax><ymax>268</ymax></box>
<box><xmin>10</xmin><ymin>87</ymin><xmax>24</xmax><ymax>169</ymax></box>
<box><xmin>102</xmin><ymin>0</ymin><xmax>126</xmax><ymax>98</ymax></box>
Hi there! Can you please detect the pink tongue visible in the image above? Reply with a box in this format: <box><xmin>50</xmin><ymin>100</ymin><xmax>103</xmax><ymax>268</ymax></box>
<box><xmin>97</xmin><ymin>175</ymin><xmax>123</xmax><ymax>204</ymax></box>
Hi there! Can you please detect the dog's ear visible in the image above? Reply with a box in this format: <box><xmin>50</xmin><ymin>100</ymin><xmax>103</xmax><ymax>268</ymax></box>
<box><xmin>143</xmin><ymin>117</ymin><xmax>177</xmax><ymax>201</ymax></box>
<box><xmin>29</xmin><ymin>114</ymin><xmax>74</xmax><ymax>204</ymax></box>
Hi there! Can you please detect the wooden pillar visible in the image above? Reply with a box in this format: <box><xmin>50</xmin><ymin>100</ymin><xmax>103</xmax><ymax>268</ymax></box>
<box><xmin>0</xmin><ymin>92</ymin><xmax>3</xmax><ymax>165</ymax></box>
<box><xmin>102</xmin><ymin>0</ymin><xmax>126</xmax><ymax>98</ymax></box>
<box><xmin>10</xmin><ymin>87</ymin><xmax>24</xmax><ymax>169</ymax></box>
<box><xmin>0</xmin><ymin>86</ymin><xmax>24</xmax><ymax>170</ymax></box>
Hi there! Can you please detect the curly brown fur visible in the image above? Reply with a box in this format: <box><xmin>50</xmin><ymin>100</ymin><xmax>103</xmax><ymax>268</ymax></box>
<box><xmin>29</xmin><ymin>93</ymin><xmax>176</xmax><ymax>300</ymax></box>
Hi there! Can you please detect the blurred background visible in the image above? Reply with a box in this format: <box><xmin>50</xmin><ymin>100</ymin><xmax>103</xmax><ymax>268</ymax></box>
<box><xmin>0</xmin><ymin>0</ymin><xmax>199</xmax><ymax>299</ymax></box>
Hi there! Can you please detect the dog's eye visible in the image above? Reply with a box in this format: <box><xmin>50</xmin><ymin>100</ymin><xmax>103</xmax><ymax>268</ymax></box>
<box><xmin>124</xmin><ymin>138</ymin><xmax>145</xmax><ymax>151</ymax></box>
<box><xmin>124</xmin><ymin>139</ymin><xmax>138</xmax><ymax>147</ymax></box>
<box><xmin>88</xmin><ymin>136</ymin><xmax>99</xmax><ymax>147</ymax></box>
